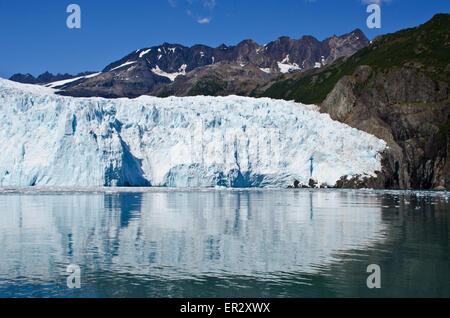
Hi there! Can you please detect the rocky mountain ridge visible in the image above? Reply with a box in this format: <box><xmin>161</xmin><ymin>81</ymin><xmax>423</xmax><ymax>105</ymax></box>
<box><xmin>263</xmin><ymin>13</ymin><xmax>450</xmax><ymax>190</ymax></box>
<box><xmin>9</xmin><ymin>71</ymin><xmax>96</xmax><ymax>85</ymax></box>
<box><xmin>10</xmin><ymin>29</ymin><xmax>368</xmax><ymax>98</ymax></box>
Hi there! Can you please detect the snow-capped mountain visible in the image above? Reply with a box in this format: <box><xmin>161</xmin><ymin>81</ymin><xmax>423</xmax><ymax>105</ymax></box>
<box><xmin>0</xmin><ymin>78</ymin><xmax>385</xmax><ymax>187</ymax></box>
<box><xmin>9</xmin><ymin>71</ymin><xmax>98</xmax><ymax>85</ymax></box>
<box><xmin>102</xmin><ymin>28</ymin><xmax>367</xmax><ymax>77</ymax></box>
<box><xmin>10</xmin><ymin>29</ymin><xmax>368</xmax><ymax>98</ymax></box>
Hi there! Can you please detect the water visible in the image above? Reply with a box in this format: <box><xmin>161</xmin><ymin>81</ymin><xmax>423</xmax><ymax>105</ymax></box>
<box><xmin>0</xmin><ymin>188</ymin><xmax>448</xmax><ymax>298</ymax></box>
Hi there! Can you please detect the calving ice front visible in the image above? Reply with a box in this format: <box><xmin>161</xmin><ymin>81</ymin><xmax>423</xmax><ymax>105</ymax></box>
<box><xmin>0</xmin><ymin>78</ymin><xmax>386</xmax><ymax>188</ymax></box>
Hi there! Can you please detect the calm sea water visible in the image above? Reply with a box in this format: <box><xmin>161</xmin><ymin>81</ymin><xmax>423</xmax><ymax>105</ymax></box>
<box><xmin>0</xmin><ymin>188</ymin><xmax>448</xmax><ymax>298</ymax></box>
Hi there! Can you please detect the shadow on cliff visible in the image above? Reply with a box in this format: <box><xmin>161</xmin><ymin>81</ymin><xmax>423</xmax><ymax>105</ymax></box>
<box><xmin>104</xmin><ymin>120</ymin><xmax>151</xmax><ymax>187</ymax></box>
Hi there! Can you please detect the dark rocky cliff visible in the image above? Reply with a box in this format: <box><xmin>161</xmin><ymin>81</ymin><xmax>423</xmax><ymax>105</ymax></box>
<box><xmin>322</xmin><ymin>65</ymin><xmax>449</xmax><ymax>189</ymax></box>
<box><xmin>264</xmin><ymin>14</ymin><xmax>450</xmax><ymax>190</ymax></box>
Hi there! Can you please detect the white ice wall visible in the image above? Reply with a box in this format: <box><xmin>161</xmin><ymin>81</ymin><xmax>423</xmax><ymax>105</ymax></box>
<box><xmin>0</xmin><ymin>79</ymin><xmax>386</xmax><ymax>187</ymax></box>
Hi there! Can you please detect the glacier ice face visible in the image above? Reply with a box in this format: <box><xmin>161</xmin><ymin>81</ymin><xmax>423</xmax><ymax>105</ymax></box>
<box><xmin>0</xmin><ymin>78</ymin><xmax>386</xmax><ymax>187</ymax></box>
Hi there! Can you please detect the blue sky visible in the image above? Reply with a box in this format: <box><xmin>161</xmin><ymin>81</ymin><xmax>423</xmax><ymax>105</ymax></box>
<box><xmin>0</xmin><ymin>0</ymin><xmax>448</xmax><ymax>78</ymax></box>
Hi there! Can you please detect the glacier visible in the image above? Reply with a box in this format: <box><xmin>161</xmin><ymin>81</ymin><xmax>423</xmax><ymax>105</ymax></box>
<box><xmin>0</xmin><ymin>78</ymin><xmax>386</xmax><ymax>187</ymax></box>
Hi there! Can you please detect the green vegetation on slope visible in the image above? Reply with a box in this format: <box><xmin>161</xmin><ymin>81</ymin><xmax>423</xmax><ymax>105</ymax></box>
<box><xmin>262</xmin><ymin>13</ymin><xmax>450</xmax><ymax>104</ymax></box>
<box><xmin>187</xmin><ymin>77</ymin><xmax>228</xmax><ymax>96</ymax></box>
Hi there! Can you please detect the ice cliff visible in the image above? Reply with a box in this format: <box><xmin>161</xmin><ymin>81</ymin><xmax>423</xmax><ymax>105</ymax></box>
<box><xmin>0</xmin><ymin>78</ymin><xmax>386</xmax><ymax>187</ymax></box>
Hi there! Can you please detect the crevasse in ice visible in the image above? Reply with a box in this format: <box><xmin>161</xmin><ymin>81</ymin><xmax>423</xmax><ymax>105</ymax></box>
<box><xmin>0</xmin><ymin>79</ymin><xmax>386</xmax><ymax>187</ymax></box>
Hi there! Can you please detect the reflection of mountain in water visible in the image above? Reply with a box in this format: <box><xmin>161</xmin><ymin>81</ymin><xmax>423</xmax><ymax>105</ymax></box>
<box><xmin>0</xmin><ymin>190</ymin><xmax>387</xmax><ymax>282</ymax></box>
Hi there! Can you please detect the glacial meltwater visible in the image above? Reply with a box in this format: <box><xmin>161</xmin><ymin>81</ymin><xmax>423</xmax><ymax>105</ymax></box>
<box><xmin>0</xmin><ymin>188</ymin><xmax>448</xmax><ymax>298</ymax></box>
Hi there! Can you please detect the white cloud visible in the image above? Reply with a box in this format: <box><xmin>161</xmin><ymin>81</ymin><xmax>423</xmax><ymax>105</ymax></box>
<box><xmin>197</xmin><ymin>17</ymin><xmax>211</xmax><ymax>24</ymax></box>
<box><xmin>168</xmin><ymin>0</ymin><xmax>216</xmax><ymax>24</ymax></box>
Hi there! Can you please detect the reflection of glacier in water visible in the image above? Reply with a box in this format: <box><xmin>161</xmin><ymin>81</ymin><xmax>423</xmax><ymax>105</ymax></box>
<box><xmin>0</xmin><ymin>189</ymin><xmax>387</xmax><ymax>285</ymax></box>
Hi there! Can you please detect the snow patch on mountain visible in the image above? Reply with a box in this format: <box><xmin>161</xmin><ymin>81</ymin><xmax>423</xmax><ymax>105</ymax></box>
<box><xmin>152</xmin><ymin>64</ymin><xmax>187</xmax><ymax>82</ymax></box>
<box><xmin>110</xmin><ymin>61</ymin><xmax>136</xmax><ymax>71</ymax></box>
<box><xmin>259</xmin><ymin>68</ymin><xmax>272</xmax><ymax>74</ymax></box>
<box><xmin>139</xmin><ymin>49</ymin><xmax>152</xmax><ymax>58</ymax></box>
<box><xmin>277</xmin><ymin>55</ymin><xmax>302</xmax><ymax>73</ymax></box>
<box><xmin>45</xmin><ymin>72</ymin><xmax>101</xmax><ymax>88</ymax></box>
<box><xmin>0</xmin><ymin>78</ymin><xmax>386</xmax><ymax>187</ymax></box>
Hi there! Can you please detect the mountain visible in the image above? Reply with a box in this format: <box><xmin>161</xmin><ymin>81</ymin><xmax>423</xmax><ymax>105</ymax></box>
<box><xmin>9</xmin><ymin>71</ymin><xmax>96</xmax><ymax>85</ymax></box>
<box><xmin>0</xmin><ymin>78</ymin><xmax>385</xmax><ymax>187</ymax></box>
<box><xmin>9</xmin><ymin>73</ymin><xmax>40</xmax><ymax>84</ymax></box>
<box><xmin>263</xmin><ymin>13</ymin><xmax>450</xmax><ymax>189</ymax></box>
<box><xmin>42</xmin><ymin>29</ymin><xmax>368</xmax><ymax>98</ymax></box>
<box><xmin>5</xmin><ymin>15</ymin><xmax>448</xmax><ymax>190</ymax></box>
